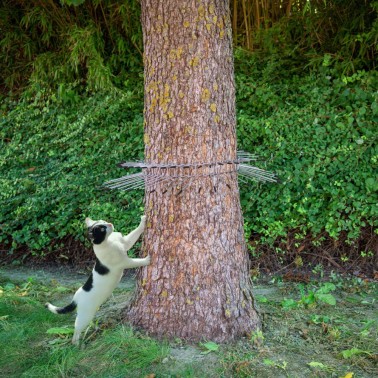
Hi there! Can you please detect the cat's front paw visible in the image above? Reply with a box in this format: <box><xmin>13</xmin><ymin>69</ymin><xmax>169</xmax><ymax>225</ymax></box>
<box><xmin>145</xmin><ymin>254</ymin><xmax>151</xmax><ymax>265</ymax></box>
<box><xmin>140</xmin><ymin>215</ymin><xmax>146</xmax><ymax>230</ymax></box>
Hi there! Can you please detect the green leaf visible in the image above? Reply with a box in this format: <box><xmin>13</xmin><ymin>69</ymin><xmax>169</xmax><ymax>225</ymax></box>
<box><xmin>340</xmin><ymin>348</ymin><xmax>371</xmax><ymax>359</ymax></box>
<box><xmin>365</xmin><ymin>177</ymin><xmax>378</xmax><ymax>192</ymax></box>
<box><xmin>4</xmin><ymin>283</ymin><xmax>16</xmax><ymax>291</ymax></box>
<box><xmin>281</xmin><ymin>298</ymin><xmax>298</xmax><ymax>309</ymax></box>
<box><xmin>263</xmin><ymin>358</ymin><xmax>275</xmax><ymax>366</ymax></box>
<box><xmin>46</xmin><ymin>327</ymin><xmax>74</xmax><ymax>335</ymax></box>
<box><xmin>256</xmin><ymin>295</ymin><xmax>268</xmax><ymax>303</ymax></box>
<box><xmin>62</xmin><ymin>0</ymin><xmax>86</xmax><ymax>6</ymax></box>
<box><xmin>308</xmin><ymin>361</ymin><xmax>328</xmax><ymax>369</ymax></box>
<box><xmin>55</xmin><ymin>286</ymin><xmax>71</xmax><ymax>293</ymax></box>
<box><xmin>316</xmin><ymin>282</ymin><xmax>336</xmax><ymax>294</ymax></box>
<box><xmin>200</xmin><ymin>341</ymin><xmax>219</xmax><ymax>354</ymax></box>
<box><xmin>316</xmin><ymin>293</ymin><xmax>336</xmax><ymax>306</ymax></box>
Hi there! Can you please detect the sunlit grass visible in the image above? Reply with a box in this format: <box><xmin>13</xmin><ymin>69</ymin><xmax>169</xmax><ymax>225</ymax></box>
<box><xmin>0</xmin><ymin>277</ymin><xmax>169</xmax><ymax>377</ymax></box>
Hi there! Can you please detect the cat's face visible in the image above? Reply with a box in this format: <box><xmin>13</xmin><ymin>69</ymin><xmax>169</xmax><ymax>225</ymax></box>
<box><xmin>85</xmin><ymin>218</ymin><xmax>113</xmax><ymax>245</ymax></box>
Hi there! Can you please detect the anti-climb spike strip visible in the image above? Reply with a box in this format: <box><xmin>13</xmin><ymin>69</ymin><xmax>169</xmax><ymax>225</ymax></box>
<box><xmin>103</xmin><ymin>150</ymin><xmax>277</xmax><ymax>191</ymax></box>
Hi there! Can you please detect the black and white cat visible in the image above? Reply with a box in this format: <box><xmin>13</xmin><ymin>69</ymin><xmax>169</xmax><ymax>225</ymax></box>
<box><xmin>45</xmin><ymin>216</ymin><xmax>150</xmax><ymax>344</ymax></box>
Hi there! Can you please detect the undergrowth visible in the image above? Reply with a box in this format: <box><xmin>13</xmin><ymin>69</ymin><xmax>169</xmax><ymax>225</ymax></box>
<box><xmin>1</xmin><ymin>66</ymin><xmax>376</xmax><ymax>274</ymax></box>
<box><xmin>0</xmin><ymin>270</ymin><xmax>376</xmax><ymax>377</ymax></box>
<box><xmin>235</xmin><ymin>63</ymin><xmax>377</xmax><ymax>275</ymax></box>
<box><xmin>1</xmin><ymin>82</ymin><xmax>145</xmax><ymax>257</ymax></box>
<box><xmin>1</xmin><ymin>1</ymin><xmax>377</xmax><ymax>95</ymax></box>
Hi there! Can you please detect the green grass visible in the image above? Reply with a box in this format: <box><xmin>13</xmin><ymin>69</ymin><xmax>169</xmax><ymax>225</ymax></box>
<box><xmin>0</xmin><ymin>272</ymin><xmax>377</xmax><ymax>377</ymax></box>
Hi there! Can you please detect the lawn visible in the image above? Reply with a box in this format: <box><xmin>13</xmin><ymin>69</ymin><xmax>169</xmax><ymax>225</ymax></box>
<box><xmin>0</xmin><ymin>267</ymin><xmax>376</xmax><ymax>377</ymax></box>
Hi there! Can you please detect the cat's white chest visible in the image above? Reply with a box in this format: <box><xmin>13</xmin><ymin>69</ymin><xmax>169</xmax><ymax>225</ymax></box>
<box><xmin>93</xmin><ymin>233</ymin><xmax>128</xmax><ymax>268</ymax></box>
<box><xmin>92</xmin><ymin>270</ymin><xmax>123</xmax><ymax>299</ymax></box>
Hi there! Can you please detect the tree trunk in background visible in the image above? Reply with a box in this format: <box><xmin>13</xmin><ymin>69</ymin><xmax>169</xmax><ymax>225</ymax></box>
<box><xmin>126</xmin><ymin>0</ymin><xmax>260</xmax><ymax>342</ymax></box>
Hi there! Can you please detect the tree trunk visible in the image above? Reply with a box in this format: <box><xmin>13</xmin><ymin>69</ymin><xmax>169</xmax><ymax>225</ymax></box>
<box><xmin>126</xmin><ymin>0</ymin><xmax>260</xmax><ymax>342</ymax></box>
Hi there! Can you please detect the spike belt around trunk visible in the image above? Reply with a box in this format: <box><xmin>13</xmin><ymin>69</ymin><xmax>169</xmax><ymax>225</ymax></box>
<box><xmin>103</xmin><ymin>151</ymin><xmax>277</xmax><ymax>191</ymax></box>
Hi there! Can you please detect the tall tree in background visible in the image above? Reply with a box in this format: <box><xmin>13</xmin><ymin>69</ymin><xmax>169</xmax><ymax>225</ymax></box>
<box><xmin>126</xmin><ymin>0</ymin><xmax>260</xmax><ymax>341</ymax></box>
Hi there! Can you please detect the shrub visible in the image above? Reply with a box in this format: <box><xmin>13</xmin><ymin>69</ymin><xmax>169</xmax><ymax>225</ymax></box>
<box><xmin>0</xmin><ymin>66</ymin><xmax>376</xmax><ymax>269</ymax></box>
<box><xmin>236</xmin><ymin>67</ymin><xmax>377</xmax><ymax>254</ymax></box>
<box><xmin>0</xmin><ymin>82</ymin><xmax>145</xmax><ymax>254</ymax></box>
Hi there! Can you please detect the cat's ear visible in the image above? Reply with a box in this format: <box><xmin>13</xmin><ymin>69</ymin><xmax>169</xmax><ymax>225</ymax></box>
<box><xmin>85</xmin><ymin>217</ymin><xmax>95</xmax><ymax>227</ymax></box>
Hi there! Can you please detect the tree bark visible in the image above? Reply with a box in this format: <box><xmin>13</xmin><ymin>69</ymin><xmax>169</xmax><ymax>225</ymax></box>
<box><xmin>125</xmin><ymin>0</ymin><xmax>260</xmax><ymax>342</ymax></box>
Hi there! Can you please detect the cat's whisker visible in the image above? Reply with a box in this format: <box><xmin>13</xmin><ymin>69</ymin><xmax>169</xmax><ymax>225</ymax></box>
<box><xmin>111</xmin><ymin>182</ymin><xmax>144</xmax><ymax>190</ymax></box>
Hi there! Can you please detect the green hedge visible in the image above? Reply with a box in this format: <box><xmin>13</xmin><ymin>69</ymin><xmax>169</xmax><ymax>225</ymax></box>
<box><xmin>1</xmin><ymin>85</ymin><xmax>145</xmax><ymax>253</ymax></box>
<box><xmin>236</xmin><ymin>66</ymin><xmax>377</xmax><ymax>253</ymax></box>
<box><xmin>0</xmin><ymin>68</ymin><xmax>377</xmax><ymax>257</ymax></box>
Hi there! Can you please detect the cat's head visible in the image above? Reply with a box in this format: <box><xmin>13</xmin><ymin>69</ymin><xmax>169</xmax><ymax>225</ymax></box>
<box><xmin>85</xmin><ymin>218</ymin><xmax>114</xmax><ymax>245</ymax></box>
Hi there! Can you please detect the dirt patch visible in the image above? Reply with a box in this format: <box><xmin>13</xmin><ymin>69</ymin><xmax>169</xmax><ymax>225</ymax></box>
<box><xmin>0</xmin><ymin>265</ymin><xmax>137</xmax><ymax>290</ymax></box>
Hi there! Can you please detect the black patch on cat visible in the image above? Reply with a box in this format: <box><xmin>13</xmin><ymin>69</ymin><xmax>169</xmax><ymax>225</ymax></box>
<box><xmin>88</xmin><ymin>224</ymin><xmax>107</xmax><ymax>244</ymax></box>
<box><xmin>82</xmin><ymin>272</ymin><xmax>93</xmax><ymax>292</ymax></box>
<box><xmin>56</xmin><ymin>301</ymin><xmax>77</xmax><ymax>314</ymax></box>
<box><xmin>94</xmin><ymin>258</ymin><xmax>110</xmax><ymax>275</ymax></box>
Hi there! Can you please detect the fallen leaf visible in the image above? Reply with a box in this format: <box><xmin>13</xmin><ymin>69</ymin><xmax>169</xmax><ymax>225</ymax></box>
<box><xmin>342</xmin><ymin>373</ymin><xmax>354</xmax><ymax>378</ymax></box>
<box><xmin>341</xmin><ymin>348</ymin><xmax>371</xmax><ymax>359</ymax></box>
<box><xmin>308</xmin><ymin>361</ymin><xmax>328</xmax><ymax>369</ymax></box>
<box><xmin>263</xmin><ymin>358</ymin><xmax>275</xmax><ymax>366</ymax></box>
<box><xmin>200</xmin><ymin>341</ymin><xmax>219</xmax><ymax>354</ymax></box>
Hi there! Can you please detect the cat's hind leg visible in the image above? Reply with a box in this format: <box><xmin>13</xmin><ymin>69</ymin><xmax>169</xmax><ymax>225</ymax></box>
<box><xmin>72</xmin><ymin>306</ymin><xmax>97</xmax><ymax>345</ymax></box>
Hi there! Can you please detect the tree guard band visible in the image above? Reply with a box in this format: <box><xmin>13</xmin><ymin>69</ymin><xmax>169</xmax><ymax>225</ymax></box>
<box><xmin>104</xmin><ymin>150</ymin><xmax>277</xmax><ymax>191</ymax></box>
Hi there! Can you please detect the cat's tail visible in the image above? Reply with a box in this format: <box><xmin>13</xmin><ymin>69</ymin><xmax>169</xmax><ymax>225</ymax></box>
<box><xmin>45</xmin><ymin>301</ymin><xmax>77</xmax><ymax>314</ymax></box>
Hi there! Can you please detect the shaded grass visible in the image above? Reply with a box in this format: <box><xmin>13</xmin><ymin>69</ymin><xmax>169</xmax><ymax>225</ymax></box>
<box><xmin>221</xmin><ymin>278</ymin><xmax>378</xmax><ymax>377</ymax></box>
<box><xmin>0</xmin><ymin>272</ymin><xmax>376</xmax><ymax>377</ymax></box>
<box><xmin>0</xmin><ymin>278</ymin><xmax>169</xmax><ymax>377</ymax></box>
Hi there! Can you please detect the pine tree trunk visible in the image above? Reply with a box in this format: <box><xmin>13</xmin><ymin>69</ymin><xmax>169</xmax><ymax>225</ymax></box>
<box><xmin>126</xmin><ymin>0</ymin><xmax>260</xmax><ymax>342</ymax></box>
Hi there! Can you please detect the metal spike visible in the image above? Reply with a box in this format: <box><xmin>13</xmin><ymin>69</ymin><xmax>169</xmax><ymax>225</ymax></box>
<box><xmin>104</xmin><ymin>150</ymin><xmax>277</xmax><ymax>191</ymax></box>
<box><xmin>238</xmin><ymin>164</ymin><xmax>277</xmax><ymax>183</ymax></box>
<box><xmin>103</xmin><ymin>172</ymin><xmax>145</xmax><ymax>190</ymax></box>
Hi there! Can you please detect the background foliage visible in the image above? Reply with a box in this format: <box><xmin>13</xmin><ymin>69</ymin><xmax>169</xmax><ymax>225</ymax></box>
<box><xmin>234</xmin><ymin>57</ymin><xmax>377</xmax><ymax>273</ymax></box>
<box><xmin>0</xmin><ymin>0</ymin><xmax>143</xmax><ymax>95</ymax></box>
<box><xmin>231</xmin><ymin>0</ymin><xmax>378</xmax><ymax>74</ymax></box>
<box><xmin>1</xmin><ymin>0</ymin><xmax>377</xmax><ymax>96</ymax></box>
<box><xmin>0</xmin><ymin>0</ymin><xmax>377</xmax><ymax>274</ymax></box>
<box><xmin>1</xmin><ymin>84</ymin><xmax>144</xmax><ymax>257</ymax></box>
